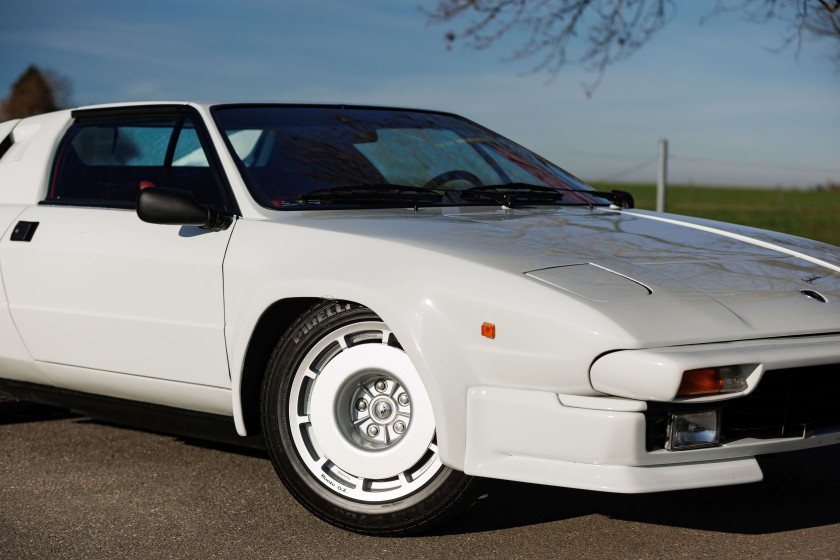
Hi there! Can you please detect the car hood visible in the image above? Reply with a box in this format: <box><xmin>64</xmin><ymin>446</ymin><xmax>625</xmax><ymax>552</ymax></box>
<box><xmin>287</xmin><ymin>205</ymin><xmax>840</xmax><ymax>343</ymax></box>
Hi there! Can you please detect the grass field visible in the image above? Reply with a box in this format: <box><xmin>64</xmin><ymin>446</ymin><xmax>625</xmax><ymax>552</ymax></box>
<box><xmin>589</xmin><ymin>182</ymin><xmax>840</xmax><ymax>247</ymax></box>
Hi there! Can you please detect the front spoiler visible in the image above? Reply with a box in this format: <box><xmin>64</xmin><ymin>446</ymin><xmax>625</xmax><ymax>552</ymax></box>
<box><xmin>463</xmin><ymin>386</ymin><xmax>840</xmax><ymax>493</ymax></box>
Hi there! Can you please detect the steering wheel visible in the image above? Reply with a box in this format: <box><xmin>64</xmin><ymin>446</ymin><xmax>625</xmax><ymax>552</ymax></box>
<box><xmin>422</xmin><ymin>170</ymin><xmax>484</xmax><ymax>190</ymax></box>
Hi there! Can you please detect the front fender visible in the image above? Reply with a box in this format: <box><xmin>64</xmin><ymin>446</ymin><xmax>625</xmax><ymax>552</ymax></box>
<box><xmin>222</xmin><ymin>218</ymin><xmax>636</xmax><ymax>468</ymax></box>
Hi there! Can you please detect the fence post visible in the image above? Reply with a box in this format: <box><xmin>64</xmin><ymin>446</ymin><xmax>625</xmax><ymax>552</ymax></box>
<box><xmin>657</xmin><ymin>139</ymin><xmax>668</xmax><ymax>212</ymax></box>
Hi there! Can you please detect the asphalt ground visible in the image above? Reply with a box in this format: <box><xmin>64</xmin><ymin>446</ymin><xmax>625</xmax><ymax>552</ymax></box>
<box><xmin>1</xmin><ymin>400</ymin><xmax>839</xmax><ymax>560</ymax></box>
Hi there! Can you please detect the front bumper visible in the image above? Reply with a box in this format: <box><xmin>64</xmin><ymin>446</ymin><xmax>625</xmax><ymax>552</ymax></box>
<box><xmin>463</xmin><ymin>386</ymin><xmax>840</xmax><ymax>493</ymax></box>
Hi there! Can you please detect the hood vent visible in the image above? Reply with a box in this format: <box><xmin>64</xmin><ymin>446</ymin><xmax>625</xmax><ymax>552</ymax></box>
<box><xmin>800</xmin><ymin>289</ymin><xmax>828</xmax><ymax>303</ymax></box>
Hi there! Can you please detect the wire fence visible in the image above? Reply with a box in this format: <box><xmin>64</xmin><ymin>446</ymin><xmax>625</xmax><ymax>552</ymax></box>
<box><xmin>586</xmin><ymin>150</ymin><xmax>840</xmax><ymax>187</ymax></box>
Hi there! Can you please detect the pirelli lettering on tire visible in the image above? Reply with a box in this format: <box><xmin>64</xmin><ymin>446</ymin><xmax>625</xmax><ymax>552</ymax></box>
<box><xmin>293</xmin><ymin>302</ymin><xmax>352</xmax><ymax>343</ymax></box>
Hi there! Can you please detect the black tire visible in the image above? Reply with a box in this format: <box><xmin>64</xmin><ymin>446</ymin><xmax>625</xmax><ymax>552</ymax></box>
<box><xmin>260</xmin><ymin>300</ymin><xmax>475</xmax><ymax>535</ymax></box>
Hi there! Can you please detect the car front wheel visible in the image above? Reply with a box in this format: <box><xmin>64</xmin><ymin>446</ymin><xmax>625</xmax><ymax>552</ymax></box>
<box><xmin>260</xmin><ymin>301</ymin><xmax>474</xmax><ymax>535</ymax></box>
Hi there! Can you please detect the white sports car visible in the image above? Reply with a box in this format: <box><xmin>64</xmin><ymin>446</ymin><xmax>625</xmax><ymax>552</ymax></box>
<box><xmin>0</xmin><ymin>102</ymin><xmax>838</xmax><ymax>535</ymax></box>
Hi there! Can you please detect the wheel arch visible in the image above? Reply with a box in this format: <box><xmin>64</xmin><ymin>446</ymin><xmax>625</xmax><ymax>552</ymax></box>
<box><xmin>230</xmin><ymin>290</ymin><xmax>474</xmax><ymax>471</ymax></box>
<box><xmin>235</xmin><ymin>296</ymin><xmax>321</xmax><ymax>436</ymax></box>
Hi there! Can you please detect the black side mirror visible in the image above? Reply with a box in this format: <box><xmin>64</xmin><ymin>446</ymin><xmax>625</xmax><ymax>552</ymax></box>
<box><xmin>137</xmin><ymin>187</ymin><xmax>231</xmax><ymax>230</ymax></box>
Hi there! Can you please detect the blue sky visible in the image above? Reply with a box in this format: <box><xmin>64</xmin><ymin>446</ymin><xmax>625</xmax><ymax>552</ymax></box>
<box><xmin>2</xmin><ymin>0</ymin><xmax>838</xmax><ymax>187</ymax></box>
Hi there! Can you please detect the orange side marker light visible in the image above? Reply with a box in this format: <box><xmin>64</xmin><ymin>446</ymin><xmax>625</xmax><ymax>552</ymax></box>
<box><xmin>481</xmin><ymin>322</ymin><xmax>495</xmax><ymax>339</ymax></box>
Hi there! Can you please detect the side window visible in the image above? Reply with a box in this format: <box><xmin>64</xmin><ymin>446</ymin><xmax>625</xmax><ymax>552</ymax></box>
<box><xmin>47</xmin><ymin>116</ymin><xmax>226</xmax><ymax>208</ymax></box>
<box><xmin>172</xmin><ymin>122</ymin><xmax>209</xmax><ymax>167</ymax></box>
<box><xmin>168</xmin><ymin>121</ymin><xmax>223</xmax><ymax>206</ymax></box>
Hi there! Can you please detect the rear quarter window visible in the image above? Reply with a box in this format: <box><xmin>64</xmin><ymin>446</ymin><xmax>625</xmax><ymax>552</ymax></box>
<box><xmin>71</xmin><ymin>126</ymin><xmax>172</xmax><ymax>166</ymax></box>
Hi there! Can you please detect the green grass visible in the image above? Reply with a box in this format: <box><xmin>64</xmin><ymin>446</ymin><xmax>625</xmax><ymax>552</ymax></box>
<box><xmin>589</xmin><ymin>182</ymin><xmax>840</xmax><ymax>247</ymax></box>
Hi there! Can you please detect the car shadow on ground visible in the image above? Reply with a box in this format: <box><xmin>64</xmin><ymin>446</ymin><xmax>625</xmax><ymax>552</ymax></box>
<box><xmin>80</xmin><ymin>418</ymin><xmax>271</xmax><ymax>459</ymax></box>
<box><xmin>166</xmin><ymin>427</ymin><xmax>840</xmax><ymax>537</ymax></box>
<box><xmin>0</xmin><ymin>399</ymin><xmax>81</xmax><ymax>424</ymax></box>
<box><xmin>434</xmin><ymin>445</ymin><xmax>840</xmax><ymax>536</ymax></box>
<box><xmin>4</xmin><ymin>400</ymin><xmax>838</xmax><ymax>537</ymax></box>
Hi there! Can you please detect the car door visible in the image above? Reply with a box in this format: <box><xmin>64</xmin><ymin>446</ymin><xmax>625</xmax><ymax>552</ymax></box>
<box><xmin>0</xmin><ymin>106</ymin><xmax>238</xmax><ymax>388</ymax></box>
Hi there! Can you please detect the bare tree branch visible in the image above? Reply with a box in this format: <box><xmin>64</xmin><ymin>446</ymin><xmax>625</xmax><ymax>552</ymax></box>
<box><xmin>427</xmin><ymin>0</ymin><xmax>840</xmax><ymax>95</ymax></box>
<box><xmin>711</xmin><ymin>1</ymin><xmax>840</xmax><ymax>61</ymax></box>
<box><xmin>428</xmin><ymin>0</ymin><xmax>675</xmax><ymax>95</ymax></box>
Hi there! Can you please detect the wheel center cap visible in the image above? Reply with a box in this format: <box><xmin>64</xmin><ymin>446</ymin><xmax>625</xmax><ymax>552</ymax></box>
<box><xmin>373</xmin><ymin>400</ymin><xmax>393</xmax><ymax>421</ymax></box>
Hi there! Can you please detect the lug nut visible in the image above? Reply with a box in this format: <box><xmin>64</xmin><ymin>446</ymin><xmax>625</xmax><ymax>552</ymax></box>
<box><xmin>367</xmin><ymin>425</ymin><xmax>380</xmax><ymax>437</ymax></box>
<box><xmin>356</xmin><ymin>399</ymin><xmax>368</xmax><ymax>412</ymax></box>
<box><xmin>398</xmin><ymin>393</ymin><xmax>409</xmax><ymax>406</ymax></box>
<box><xmin>393</xmin><ymin>421</ymin><xmax>406</xmax><ymax>434</ymax></box>
<box><xmin>374</xmin><ymin>379</ymin><xmax>387</xmax><ymax>392</ymax></box>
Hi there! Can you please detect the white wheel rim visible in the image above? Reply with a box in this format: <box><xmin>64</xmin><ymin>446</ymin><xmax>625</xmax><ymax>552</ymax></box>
<box><xmin>288</xmin><ymin>321</ymin><xmax>443</xmax><ymax>502</ymax></box>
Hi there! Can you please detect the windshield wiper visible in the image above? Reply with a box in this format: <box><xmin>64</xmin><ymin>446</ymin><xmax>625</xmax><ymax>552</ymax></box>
<box><xmin>297</xmin><ymin>183</ymin><xmax>633</xmax><ymax>210</ymax></box>
<box><xmin>559</xmin><ymin>188</ymin><xmax>634</xmax><ymax>208</ymax></box>
<box><xmin>586</xmin><ymin>188</ymin><xmax>634</xmax><ymax>208</ymax></box>
<box><xmin>299</xmin><ymin>184</ymin><xmax>443</xmax><ymax>207</ymax></box>
<box><xmin>461</xmin><ymin>183</ymin><xmax>564</xmax><ymax>208</ymax></box>
<box><xmin>462</xmin><ymin>183</ymin><xmax>633</xmax><ymax>209</ymax></box>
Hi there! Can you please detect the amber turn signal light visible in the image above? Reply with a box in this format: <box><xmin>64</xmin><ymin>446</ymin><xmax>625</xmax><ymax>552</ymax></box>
<box><xmin>481</xmin><ymin>322</ymin><xmax>495</xmax><ymax>339</ymax></box>
<box><xmin>677</xmin><ymin>366</ymin><xmax>747</xmax><ymax>397</ymax></box>
<box><xmin>677</xmin><ymin>368</ymin><xmax>722</xmax><ymax>396</ymax></box>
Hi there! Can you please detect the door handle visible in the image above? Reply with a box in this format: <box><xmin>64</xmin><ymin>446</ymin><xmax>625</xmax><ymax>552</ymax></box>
<box><xmin>10</xmin><ymin>221</ymin><xmax>38</xmax><ymax>242</ymax></box>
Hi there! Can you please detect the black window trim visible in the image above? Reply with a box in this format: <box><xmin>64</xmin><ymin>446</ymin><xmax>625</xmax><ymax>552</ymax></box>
<box><xmin>162</xmin><ymin>116</ymin><xmax>186</xmax><ymax>189</ymax></box>
<box><xmin>0</xmin><ymin>134</ymin><xmax>13</xmax><ymax>160</ymax></box>
<box><xmin>44</xmin><ymin>105</ymin><xmax>240</xmax><ymax>216</ymax></box>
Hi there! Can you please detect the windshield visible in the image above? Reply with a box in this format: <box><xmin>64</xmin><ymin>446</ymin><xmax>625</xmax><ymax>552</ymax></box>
<box><xmin>212</xmin><ymin>105</ymin><xmax>609</xmax><ymax>209</ymax></box>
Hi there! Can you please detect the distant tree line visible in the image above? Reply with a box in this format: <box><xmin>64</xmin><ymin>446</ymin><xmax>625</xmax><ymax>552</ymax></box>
<box><xmin>1</xmin><ymin>65</ymin><xmax>72</xmax><ymax>121</ymax></box>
